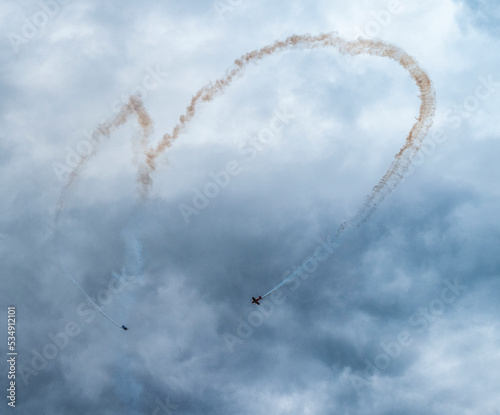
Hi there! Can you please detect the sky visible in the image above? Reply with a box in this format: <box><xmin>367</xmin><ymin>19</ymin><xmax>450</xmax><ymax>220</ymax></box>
<box><xmin>1</xmin><ymin>0</ymin><xmax>500</xmax><ymax>414</ymax></box>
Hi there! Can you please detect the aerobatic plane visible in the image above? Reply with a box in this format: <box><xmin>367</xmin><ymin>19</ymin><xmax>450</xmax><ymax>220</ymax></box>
<box><xmin>252</xmin><ymin>296</ymin><xmax>262</xmax><ymax>305</ymax></box>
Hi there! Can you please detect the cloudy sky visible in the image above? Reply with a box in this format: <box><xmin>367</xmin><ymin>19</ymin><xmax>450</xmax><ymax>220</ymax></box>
<box><xmin>1</xmin><ymin>0</ymin><xmax>500</xmax><ymax>414</ymax></box>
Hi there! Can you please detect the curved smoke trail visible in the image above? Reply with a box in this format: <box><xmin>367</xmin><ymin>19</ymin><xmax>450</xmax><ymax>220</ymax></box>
<box><xmin>54</xmin><ymin>95</ymin><xmax>153</xmax><ymax>330</ymax></box>
<box><xmin>139</xmin><ymin>33</ymin><xmax>435</xmax><ymax>200</ymax></box>
<box><xmin>56</xmin><ymin>94</ymin><xmax>153</xmax><ymax>218</ymax></box>
<box><xmin>56</xmin><ymin>32</ymin><xmax>435</xmax><ymax>316</ymax></box>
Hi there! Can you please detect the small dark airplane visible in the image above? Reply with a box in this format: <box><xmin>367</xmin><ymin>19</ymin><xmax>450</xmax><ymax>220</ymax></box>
<box><xmin>122</xmin><ymin>325</ymin><xmax>128</xmax><ymax>331</ymax></box>
<box><xmin>252</xmin><ymin>296</ymin><xmax>262</xmax><ymax>305</ymax></box>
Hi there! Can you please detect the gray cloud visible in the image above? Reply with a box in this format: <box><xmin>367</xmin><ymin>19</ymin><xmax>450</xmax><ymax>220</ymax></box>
<box><xmin>1</xmin><ymin>0</ymin><xmax>500</xmax><ymax>414</ymax></box>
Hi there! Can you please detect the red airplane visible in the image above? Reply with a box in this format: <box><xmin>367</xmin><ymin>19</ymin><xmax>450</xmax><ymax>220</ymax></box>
<box><xmin>252</xmin><ymin>296</ymin><xmax>262</xmax><ymax>305</ymax></box>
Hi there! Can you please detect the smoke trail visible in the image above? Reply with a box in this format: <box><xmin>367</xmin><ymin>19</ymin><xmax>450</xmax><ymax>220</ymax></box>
<box><xmin>54</xmin><ymin>95</ymin><xmax>152</xmax><ymax>329</ymax></box>
<box><xmin>138</xmin><ymin>33</ymin><xmax>435</xmax><ymax>201</ymax></box>
<box><xmin>58</xmin><ymin>33</ymin><xmax>435</xmax><ymax>210</ymax></box>
<box><xmin>57</xmin><ymin>263</ymin><xmax>124</xmax><ymax>329</ymax></box>
<box><xmin>56</xmin><ymin>32</ymin><xmax>435</xmax><ymax>318</ymax></box>
<box><xmin>121</xmin><ymin>225</ymin><xmax>145</xmax><ymax>284</ymax></box>
<box><xmin>56</xmin><ymin>94</ymin><xmax>153</xmax><ymax>219</ymax></box>
<box><xmin>261</xmin><ymin>269</ymin><xmax>306</xmax><ymax>299</ymax></box>
<box><xmin>125</xmin><ymin>236</ymin><xmax>144</xmax><ymax>277</ymax></box>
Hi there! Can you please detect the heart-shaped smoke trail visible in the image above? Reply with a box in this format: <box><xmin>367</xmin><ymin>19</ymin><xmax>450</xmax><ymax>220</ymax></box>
<box><xmin>56</xmin><ymin>32</ymin><xmax>435</xmax><ymax>320</ymax></box>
